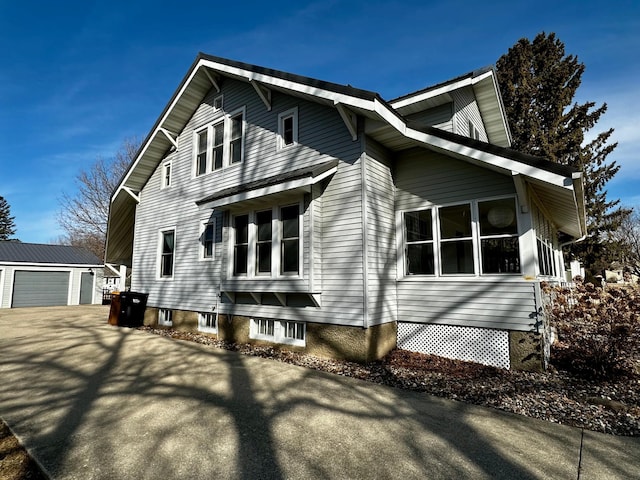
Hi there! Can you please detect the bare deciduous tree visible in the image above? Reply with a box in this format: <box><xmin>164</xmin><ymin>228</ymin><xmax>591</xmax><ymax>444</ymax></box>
<box><xmin>613</xmin><ymin>208</ymin><xmax>640</xmax><ymax>278</ymax></box>
<box><xmin>57</xmin><ymin>137</ymin><xmax>140</xmax><ymax>259</ymax></box>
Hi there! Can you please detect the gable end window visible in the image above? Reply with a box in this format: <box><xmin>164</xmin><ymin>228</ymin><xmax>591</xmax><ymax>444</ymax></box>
<box><xmin>194</xmin><ymin>107</ymin><xmax>245</xmax><ymax>176</ymax></box>
<box><xmin>277</xmin><ymin>107</ymin><xmax>298</xmax><ymax>149</ymax></box>
<box><xmin>162</xmin><ymin>160</ymin><xmax>172</xmax><ymax>189</ymax></box>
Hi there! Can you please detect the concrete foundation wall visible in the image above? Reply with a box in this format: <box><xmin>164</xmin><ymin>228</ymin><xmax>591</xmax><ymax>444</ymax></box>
<box><xmin>509</xmin><ymin>331</ymin><xmax>545</xmax><ymax>372</ymax></box>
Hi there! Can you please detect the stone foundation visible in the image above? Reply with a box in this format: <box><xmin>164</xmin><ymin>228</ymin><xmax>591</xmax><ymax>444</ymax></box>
<box><xmin>509</xmin><ymin>331</ymin><xmax>545</xmax><ymax>372</ymax></box>
<box><xmin>142</xmin><ymin>307</ymin><xmax>396</xmax><ymax>363</ymax></box>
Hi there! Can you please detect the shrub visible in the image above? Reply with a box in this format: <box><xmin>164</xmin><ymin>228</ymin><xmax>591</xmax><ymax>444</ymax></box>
<box><xmin>543</xmin><ymin>280</ymin><xmax>640</xmax><ymax>379</ymax></box>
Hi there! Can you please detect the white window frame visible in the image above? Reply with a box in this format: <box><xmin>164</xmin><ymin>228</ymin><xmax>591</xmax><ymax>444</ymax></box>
<box><xmin>161</xmin><ymin>160</ymin><xmax>172</xmax><ymax>189</ymax></box>
<box><xmin>277</xmin><ymin>107</ymin><xmax>298</xmax><ymax>150</ymax></box>
<box><xmin>158</xmin><ymin>227</ymin><xmax>177</xmax><ymax>280</ymax></box>
<box><xmin>198</xmin><ymin>312</ymin><xmax>217</xmax><ymax>333</ymax></box>
<box><xmin>469</xmin><ymin>120</ymin><xmax>480</xmax><ymax>140</ymax></box>
<box><xmin>199</xmin><ymin>218</ymin><xmax>216</xmax><ymax>261</ymax></box>
<box><xmin>193</xmin><ymin>106</ymin><xmax>245</xmax><ymax>177</ymax></box>
<box><xmin>213</xmin><ymin>94</ymin><xmax>223</xmax><ymax>111</ymax></box>
<box><xmin>158</xmin><ymin>309</ymin><xmax>173</xmax><ymax>327</ymax></box>
<box><xmin>229</xmin><ymin>201</ymin><xmax>303</xmax><ymax>279</ymax></box>
<box><xmin>400</xmin><ymin>195</ymin><xmax>521</xmax><ymax>278</ymax></box>
<box><xmin>249</xmin><ymin>318</ymin><xmax>306</xmax><ymax>347</ymax></box>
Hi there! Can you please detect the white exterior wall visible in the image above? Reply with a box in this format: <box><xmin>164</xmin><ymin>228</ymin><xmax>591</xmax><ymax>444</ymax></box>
<box><xmin>394</xmin><ymin>148</ymin><xmax>542</xmax><ymax>332</ymax></box>
<box><xmin>0</xmin><ymin>264</ymin><xmax>102</xmax><ymax>308</ymax></box>
<box><xmin>131</xmin><ymin>78</ymin><xmax>366</xmax><ymax>326</ymax></box>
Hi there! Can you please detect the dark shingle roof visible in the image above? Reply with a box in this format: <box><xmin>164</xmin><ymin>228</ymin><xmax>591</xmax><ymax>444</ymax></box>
<box><xmin>0</xmin><ymin>242</ymin><xmax>102</xmax><ymax>265</ymax></box>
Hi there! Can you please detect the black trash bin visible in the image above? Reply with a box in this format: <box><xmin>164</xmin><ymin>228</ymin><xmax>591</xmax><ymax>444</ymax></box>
<box><xmin>117</xmin><ymin>292</ymin><xmax>149</xmax><ymax>327</ymax></box>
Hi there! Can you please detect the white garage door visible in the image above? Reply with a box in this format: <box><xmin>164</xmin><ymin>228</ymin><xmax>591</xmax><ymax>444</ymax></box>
<box><xmin>12</xmin><ymin>271</ymin><xmax>70</xmax><ymax>307</ymax></box>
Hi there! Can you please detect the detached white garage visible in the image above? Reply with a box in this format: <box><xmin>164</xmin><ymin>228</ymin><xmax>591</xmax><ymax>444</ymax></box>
<box><xmin>0</xmin><ymin>242</ymin><xmax>103</xmax><ymax>308</ymax></box>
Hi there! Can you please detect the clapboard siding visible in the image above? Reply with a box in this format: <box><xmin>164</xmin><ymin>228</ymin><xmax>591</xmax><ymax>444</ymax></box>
<box><xmin>131</xmin><ymin>78</ymin><xmax>366</xmax><ymax>325</ymax></box>
<box><xmin>395</xmin><ymin>148</ymin><xmax>515</xmax><ymax>210</ymax></box>
<box><xmin>406</xmin><ymin>102</ymin><xmax>453</xmax><ymax>132</ymax></box>
<box><xmin>451</xmin><ymin>87</ymin><xmax>487</xmax><ymax>141</ymax></box>
<box><xmin>397</xmin><ymin>280</ymin><xmax>539</xmax><ymax>331</ymax></box>
<box><xmin>364</xmin><ymin>138</ymin><xmax>397</xmax><ymax>326</ymax></box>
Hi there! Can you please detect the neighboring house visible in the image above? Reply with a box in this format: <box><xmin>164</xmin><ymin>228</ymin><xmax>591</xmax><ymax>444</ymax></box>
<box><xmin>105</xmin><ymin>54</ymin><xmax>586</xmax><ymax>371</ymax></box>
<box><xmin>0</xmin><ymin>242</ymin><xmax>103</xmax><ymax>308</ymax></box>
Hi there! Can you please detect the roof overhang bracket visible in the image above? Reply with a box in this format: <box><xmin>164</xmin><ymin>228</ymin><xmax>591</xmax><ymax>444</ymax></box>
<box><xmin>273</xmin><ymin>292</ymin><xmax>286</xmax><ymax>306</ymax></box>
<box><xmin>512</xmin><ymin>173</ymin><xmax>529</xmax><ymax>213</ymax></box>
<box><xmin>122</xmin><ymin>187</ymin><xmax>140</xmax><ymax>203</ymax></box>
<box><xmin>105</xmin><ymin>263</ymin><xmax>120</xmax><ymax>277</ymax></box>
<box><xmin>335</xmin><ymin>102</ymin><xmax>358</xmax><ymax>141</ymax></box>
<box><xmin>158</xmin><ymin>128</ymin><xmax>179</xmax><ymax>150</ymax></box>
<box><xmin>203</xmin><ymin>68</ymin><xmax>221</xmax><ymax>93</ymax></box>
<box><xmin>250</xmin><ymin>80</ymin><xmax>272</xmax><ymax>111</ymax></box>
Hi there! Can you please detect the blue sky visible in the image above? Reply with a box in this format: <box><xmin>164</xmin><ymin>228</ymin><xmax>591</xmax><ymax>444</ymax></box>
<box><xmin>1</xmin><ymin>0</ymin><xmax>638</xmax><ymax>243</ymax></box>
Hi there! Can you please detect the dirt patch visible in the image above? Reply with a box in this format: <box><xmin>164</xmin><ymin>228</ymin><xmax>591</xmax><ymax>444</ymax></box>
<box><xmin>0</xmin><ymin>419</ymin><xmax>47</xmax><ymax>480</ymax></box>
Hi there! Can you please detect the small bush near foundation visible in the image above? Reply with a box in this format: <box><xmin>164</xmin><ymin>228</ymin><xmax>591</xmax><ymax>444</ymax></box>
<box><xmin>543</xmin><ymin>280</ymin><xmax>640</xmax><ymax>379</ymax></box>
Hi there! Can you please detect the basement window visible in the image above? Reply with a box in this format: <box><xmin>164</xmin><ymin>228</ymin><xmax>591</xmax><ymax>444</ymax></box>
<box><xmin>158</xmin><ymin>309</ymin><xmax>173</xmax><ymax>327</ymax></box>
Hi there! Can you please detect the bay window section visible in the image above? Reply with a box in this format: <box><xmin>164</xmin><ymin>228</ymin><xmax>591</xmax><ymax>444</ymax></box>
<box><xmin>281</xmin><ymin>205</ymin><xmax>300</xmax><ymax>275</ymax></box>
<box><xmin>479</xmin><ymin>198</ymin><xmax>520</xmax><ymax>274</ymax></box>
<box><xmin>405</xmin><ymin>210</ymin><xmax>434</xmax><ymax>275</ymax></box>
<box><xmin>233</xmin><ymin>215</ymin><xmax>249</xmax><ymax>275</ymax></box>
<box><xmin>256</xmin><ymin>210</ymin><xmax>272</xmax><ymax>274</ymax></box>
<box><xmin>439</xmin><ymin>204</ymin><xmax>474</xmax><ymax>274</ymax></box>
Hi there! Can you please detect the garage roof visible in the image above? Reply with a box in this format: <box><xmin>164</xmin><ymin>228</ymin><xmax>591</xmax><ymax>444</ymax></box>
<box><xmin>0</xmin><ymin>242</ymin><xmax>102</xmax><ymax>266</ymax></box>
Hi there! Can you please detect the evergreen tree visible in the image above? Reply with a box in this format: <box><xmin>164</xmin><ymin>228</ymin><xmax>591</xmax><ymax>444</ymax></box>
<box><xmin>496</xmin><ymin>32</ymin><xmax>628</xmax><ymax>277</ymax></box>
<box><xmin>0</xmin><ymin>195</ymin><xmax>17</xmax><ymax>240</ymax></box>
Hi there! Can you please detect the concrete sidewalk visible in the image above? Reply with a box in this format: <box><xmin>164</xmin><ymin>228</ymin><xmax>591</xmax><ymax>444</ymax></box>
<box><xmin>0</xmin><ymin>306</ymin><xmax>638</xmax><ymax>479</ymax></box>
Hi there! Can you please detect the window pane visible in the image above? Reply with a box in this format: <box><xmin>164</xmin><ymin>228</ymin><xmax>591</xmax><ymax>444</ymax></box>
<box><xmin>283</xmin><ymin>116</ymin><xmax>294</xmax><ymax>145</ymax></box>
<box><xmin>440</xmin><ymin>240</ymin><xmax>474</xmax><ymax>274</ymax></box>
<box><xmin>234</xmin><ymin>245</ymin><xmax>248</xmax><ymax>275</ymax></box>
<box><xmin>405</xmin><ymin>210</ymin><xmax>432</xmax><ymax>242</ymax></box>
<box><xmin>440</xmin><ymin>204</ymin><xmax>472</xmax><ymax>239</ymax></box>
<box><xmin>257</xmin><ymin>243</ymin><xmax>271</xmax><ymax>273</ymax></box>
<box><xmin>479</xmin><ymin>198</ymin><xmax>517</xmax><ymax>235</ymax></box>
<box><xmin>256</xmin><ymin>210</ymin><xmax>272</xmax><ymax>241</ymax></box>
<box><xmin>281</xmin><ymin>206</ymin><xmax>299</xmax><ymax>238</ymax></box>
<box><xmin>163</xmin><ymin>231</ymin><xmax>174</xmax><ymax>253</ymax></box>
<box><xmin>235</xmin><ymin>215</ymin><xmax>248</xmax><ymax>243</ymax></box>
<box><xmin>282</xmin><ymin>239</ymin><xmax>299</xmax><ymax>273</ymax></box>
<box><xmin>481</xmin><ymin>238</ymin><xmax>520</xmax><ymax>273</ymax></box>
<box><xmin>407</xmin><ymin>243</ymin><xmax>434</xmax><ymax>275</ymax></box>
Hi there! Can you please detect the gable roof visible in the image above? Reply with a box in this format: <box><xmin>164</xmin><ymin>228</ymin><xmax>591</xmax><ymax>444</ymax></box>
<box><xmin>0</xmin><ymin>242</ymin><xmax>102</xmax><ymax>266</ymax></box>
<box><xmin>106</xmin><ymin>54</ymin><xmax>586</xmax><ymax>265</ymax></box>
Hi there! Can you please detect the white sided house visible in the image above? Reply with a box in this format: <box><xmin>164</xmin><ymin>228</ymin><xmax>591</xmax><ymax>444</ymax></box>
<box><xmin>0</xmin><ymin>242</ymin><xmax>103</xmax><ymax>308</ymax></box>
<box><xmin>105</xmin><ymin>54</ymin><xmax>586</xmax><ymax>371</ymax></box>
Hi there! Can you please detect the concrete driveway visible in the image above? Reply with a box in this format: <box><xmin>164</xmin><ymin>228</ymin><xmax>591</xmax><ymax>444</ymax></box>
<box><xmin>0</xmin><ymin>306</ymin><xmax>638</xmax><ymax>479</ymax></box>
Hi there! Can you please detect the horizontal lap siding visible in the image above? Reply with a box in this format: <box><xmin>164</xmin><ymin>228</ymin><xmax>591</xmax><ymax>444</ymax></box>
<box><xmin>406</xmin><ymin>102</ymin><xmax>453</xmax><ymax>132</ymax></box>
<box><xmin>133</xmin><ymin>79</ymin><xmax>365</xmax><ymax>325</ymax></box>
<box><xmin>397</xmin><ymin>280</ymin><xmax>539</xmax><ymax>331</ymax></box>
<box><xmin>365</xmin><ymin>139</ymin><xmax>397</xmax><ymax>326</ymax></box>
<box><xmin>452</xmin><ymin>87</ymin><xmax>487</xmax><ymax>141</ymax></box>
<box><xmin>395</xmin><ymin>148</ymin><xmax>515</xmax><ymax>209</ymax></box>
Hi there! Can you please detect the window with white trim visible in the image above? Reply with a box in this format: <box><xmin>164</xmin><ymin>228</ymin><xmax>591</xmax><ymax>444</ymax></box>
<box><xmin>249</xmin><ymin>318</ymin><xmax>306</xmax><ymax>346</ymax></box>
<box><xmin>158</xmin><ymin>309</ymin><xmax>173</xmax><ymax>326</ymax></box>
<box><xmin>213</xmin><ymin>94</ymin><xmax>223</xmax><ymax>111</ymax></box>
<box><xmin>198</xmin><ymin>312</ymin><xmax>217</xmax><ymax>333</ymax></box>
<box><xmin>194</xmin><ymin>107</ymin><xmax>245</xmax><ymax>176</ymax></box>
<box><xmin>468</xmin><ymin>120</ymin><xmax>481</xmax><ymax>140</ymax></box>
<box><xmin>162</xmin><ymin>160</ymin><xmax>172</xmax><ymax>189</ymax></box>
<box><xmin>278</xmin><ymin>107</ymin><xmax>298</xmax><ymax>149</ymax></box>
<box><xmin>402</xmin><ymin>197</ymin><xmax>520</xmax><ymax>277</ymax></box>
<box><xmin>231</xmin><ymin>203</ymin><xmax>302</xmax><ymax>278</ymax></box>
<box><xmin>200</xmin><ymin>219</ymin><xmax>215</xmax><ymax>260</ymax></box>
<box><xmin>159</xmin><ymin>228</ymin><xmax>176</xmax><ymax>278</ymax></box>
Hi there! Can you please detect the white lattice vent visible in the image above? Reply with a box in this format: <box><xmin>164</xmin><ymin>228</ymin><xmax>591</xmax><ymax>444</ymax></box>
<box><xmin>397</xmin><ymin>323</ymin><xmax>510</xmax><ymax>370</ymax></box>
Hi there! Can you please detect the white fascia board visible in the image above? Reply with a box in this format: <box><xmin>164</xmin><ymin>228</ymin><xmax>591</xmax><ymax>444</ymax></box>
<box><xmin>202</xmin><ymin>59</ymin><xmax>376</xmax><ymax>111</ymax></box>
<box><xmin>405</xmin><ymin>127</ymin><xmax>571</xmax><ymax>187</ymax></box>
<box><xmin>0</xmin><ymin>262</ymin><xmax>103</xmax><ymax>268</ymax></box>
<box><xmin>374</xmin><ymin>98</ymin><xmax>406</xmax><ymax>135</ymax></box>
<box><xmin>390</xmin><ymin>78</ymin><xmax>474</xmax><ymax>109</ymax></box>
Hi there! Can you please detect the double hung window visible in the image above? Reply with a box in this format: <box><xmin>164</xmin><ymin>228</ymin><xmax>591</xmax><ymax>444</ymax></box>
<box><xmin>159</xmin><ymin>229</ymin><xmax>176</xmax><ymax>278</ymax></box>
<box><xmin>231</xmin><ymin>203</ymin><xmax>302</xmax><ymax>278</ymax></box>
<box><xmin>478</xmin><ymin>198</ymin><xmax>520</xmax><ymax>273</ymax></box>
<box><xmin>201</xmin><ymin>220</ymin><xmax>215</xmax><ymax>260</ymax></box>
<box><xmin>439</xmin><ymin>204</ymin><xmax>474</xmax><ymax>274</ymax></box>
